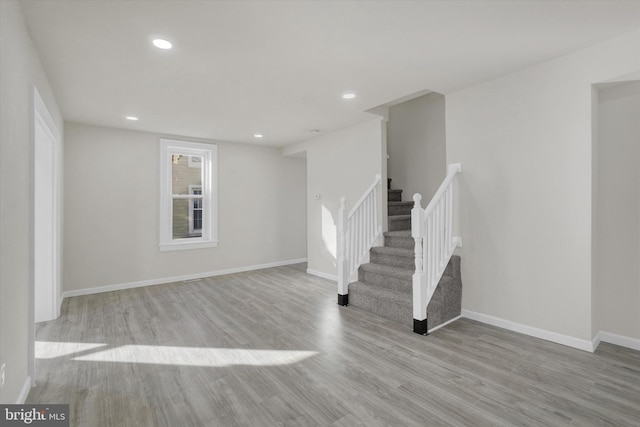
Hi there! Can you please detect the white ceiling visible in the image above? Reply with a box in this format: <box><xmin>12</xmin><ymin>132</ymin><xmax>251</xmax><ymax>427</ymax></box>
<box><xmin>20</xmin><ymin>0</ymin><xmax>640</xmax><ymax>147</ymax></box>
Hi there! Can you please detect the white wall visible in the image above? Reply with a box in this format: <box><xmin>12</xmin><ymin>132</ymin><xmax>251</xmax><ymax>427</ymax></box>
<box><xmin>387</xmin><ymin>92</ymin><xmax>446</xmax><ymax>202</ymax></box>
<box><xmin>63</xmin><ymin>122</ymin><xmax>306</xmax><ymax>292</ymax></box>
<box><xmin>0</xmin><ymin>0</ymin><xmax>63</xmax><ymax>403</ymax></box>
<box><xmin>284</xmin><ymin>119</ymin><xmax>385</xmax><ymax>279</ymax></box>
<box><xmin>596</xmin><ymin>81</ymin><xmax>640</xmax><ymax>341</ymax></box>
<box><xmin>446</xmin><ymin>29</ymin><xmax>640</xmax><ymax>344</ymax></box>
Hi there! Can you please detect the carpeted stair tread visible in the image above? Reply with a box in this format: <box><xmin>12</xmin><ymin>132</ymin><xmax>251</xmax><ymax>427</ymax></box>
<box><xmin>383</xmin><ymin>230</ymin><xmax>412</xmax><ymax>238</ymax></box>
<box><xmin>388</xmin><ymin>201</ymin><xmax>414</xmax><ymax>216</ymax></box>
<box><xmin>349</xmin><ymin>281</ymin><xmax>412</xmax><ymax>326</ymax></box>
<box><xmin>370</xmin><ymin>246</ymin><xmax>415</xmax><ymax>270</ymax></box>
<box><xmin>359</xmin><ymin>262</ymin><xmax>413</xmax><ymax>282</ymax></box>
<box><xmin>370</xmin><ymin>246</ymin><xmax>414</xmax><ymax>257</ymax></box>
<box><xmin>388</xmin><ymin>189</ymin><xmax>403</xmax><ymax>202</ymax></box>
<box><xmin>388</xmin><ymin>214</ymin><xmax>411</xmax><ymax>221</ymax></box>
<box><xmin>358</xmin><ymin>263</ymin><xmax>413</xmax><ymax>293</ymax></box>
<box><xmin>388</xmin><ymin>214</ymin><xmax>411</xmax><ymax>231</ymax></box>
<box><xmin>383</xmin><ymin>230</ymin><xmax>414</xmax><ymax>249</ymax></box>
<box><xmin>350</xmin><ymin>281</ymin><xmax>412</xmax><ymax>305</ymax></box>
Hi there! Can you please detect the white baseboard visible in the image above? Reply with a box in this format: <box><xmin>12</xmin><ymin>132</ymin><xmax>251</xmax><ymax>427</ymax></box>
<box><xmin>428</xmin><ymin>315</ymin><xmax>462</xmax><ymax>334</ymax></box>
<box><xmin>306</xmin><ymin>268</ymin><xmax>338</xmax><ymax>282</ymax></box>
<box><xmin>461</xmin><ymin>309</ymin><xmax>595</xmax><ymax>352</ymax></box>
<box><xmin>592</xmin><ymin>331</ymin><xmax>602</xmax><ymax>352</ymax></box>
<box><xmin>62</xmin><ymin>258</ymin><xmax>307</xmax><ymax>299</ymax></box>
<box><xmin>16</xmin><ymin>376</ymin><xmax>32</xmax><ymax>404</ymax></box>
<box><xmin>599</xmin><ymin>331</ymin><xmax>640</xmax><ymax>351</ymax></box>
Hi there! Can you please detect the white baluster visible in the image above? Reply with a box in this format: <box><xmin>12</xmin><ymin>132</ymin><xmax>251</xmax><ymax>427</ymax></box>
<box><xmin>447</xmin><ymin>184</ymin><xmax>453</xmax><ymax>251</ymax></box>
<box><xmin>439</xmin><ymin>199</ymin><xmax>443</xmax><ymax>272</ymax></box>
<box><xmin>337</xmin><ymin>197</ymin><xmax>349</xmax><ymax>300</ymax></box>
<box><xmin>411</xmin><ymin>194</ymin><xmax>427</xmax><ymax>328</ymax></box>
<box><xmin>373</xmin><ymin>181</ymin><xmax>379</xmax><ymax>235</ymax></box>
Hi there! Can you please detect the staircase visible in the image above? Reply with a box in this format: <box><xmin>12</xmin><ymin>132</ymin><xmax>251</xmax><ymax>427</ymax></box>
<box><xmin>348</xmin><ymin>183</ymin><xmax>462</xmax><ymax>331</ymax></box>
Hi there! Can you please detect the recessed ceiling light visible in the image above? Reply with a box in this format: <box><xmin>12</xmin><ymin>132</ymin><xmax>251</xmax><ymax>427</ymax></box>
<box><xmin>342</xmin><ymin>92</ymin><xmax>356</xmax><ymax>99</ymax></box>
<box><xmin>152</xmin><ymin>38</ymin><xmax>172</xmax><ymax>50</ymax></box>
<box><xmin>253</xmin><ymin>134</ymin><xmax>264</xmax><ymax>138</ymax></box>
<box><xmin>125</xmin><ymin>116</ymin><xmax>139</xmax><ymax>121</ymax></box>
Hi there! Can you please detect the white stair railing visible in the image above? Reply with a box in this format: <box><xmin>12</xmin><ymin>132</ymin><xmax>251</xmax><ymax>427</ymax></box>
<box><xmin>411</xmin><ymin>163</ymin><xmax>462</xmax><ymax>334</ymax></box>
<box><xmin>337</xmin><ymin>174</ymin><xmax>383</xmax><ymax>305</ymax></box>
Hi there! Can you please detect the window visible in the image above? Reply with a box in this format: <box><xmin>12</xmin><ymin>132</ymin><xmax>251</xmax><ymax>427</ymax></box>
<box><xmin>159</xmin><ymin>139</ymin><xmax>217</xmax><ymax>251</ymax></box>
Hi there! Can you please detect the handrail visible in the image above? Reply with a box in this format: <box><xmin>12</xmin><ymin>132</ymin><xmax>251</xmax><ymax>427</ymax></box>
<box><xmin>337</xmin><ymin>174</ymin><xmax>383</xmax><ymax>305</ymax></box>
<box><xmin>411</xmin><ymin>163</ymin><xmax>462</xmax><ymax>334</ymax></box>
<box><xmin>423</xmin><ymin>164</ymin><xmax>461</xmax><ymax>218</ymax></box>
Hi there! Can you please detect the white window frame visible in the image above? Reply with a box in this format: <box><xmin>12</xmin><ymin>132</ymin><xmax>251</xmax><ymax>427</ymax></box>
<box><xmin>159</xmin><ymin>138</ymin><xmax>218</xmax><ymax>251</ymax></box>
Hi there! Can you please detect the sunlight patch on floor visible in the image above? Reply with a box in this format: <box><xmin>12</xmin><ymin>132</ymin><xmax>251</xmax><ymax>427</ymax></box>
<box><xmin>71</xmin><ymin>345</ymin><xmax>319</xmax><ymax>367</ymax></box>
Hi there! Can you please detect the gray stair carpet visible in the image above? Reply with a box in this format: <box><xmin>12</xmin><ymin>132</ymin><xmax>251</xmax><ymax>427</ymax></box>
<box><xmin>347</xmin><ymin>186</ymin><xmax>462</xmax><ymax>331</ymax></box>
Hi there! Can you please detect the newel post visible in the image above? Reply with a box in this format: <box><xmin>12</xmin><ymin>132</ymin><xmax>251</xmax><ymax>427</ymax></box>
<box><xmin>411</xmin><ymin>193</ymin><xmax>428</xmax><ymax>335</ymax></box>
<box><xmin>337</xmin><ymin>197</ymin><xmax>349</xmax><ymax>306</ymax></box>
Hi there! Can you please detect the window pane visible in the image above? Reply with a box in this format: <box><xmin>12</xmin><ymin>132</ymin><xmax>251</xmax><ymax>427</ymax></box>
<box><xmin>172</xmin><ymin>199</ymin><xmax>202</xmax><ymax>239</ymax></box>
<box><xmin>193</xmin><ymin>209</ymin><xmax>203</xmax><ymax>230</ymax></box>
<box><xmin>171</xmin><ymin>154</ymin><xmax>202</xmax><ymax>195</ymax></box>
<box><xmin>172</xmin><ymin>199</ymin><xmax>190</xmax><ymax>239</ymax></box>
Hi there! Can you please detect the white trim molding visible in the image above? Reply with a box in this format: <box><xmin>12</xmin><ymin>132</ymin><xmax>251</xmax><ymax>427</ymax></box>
<box><xmin>17</xmin><ymin>376</ymin><xmax>32</xmax><ymax>404</ymax></box>
<box><xmin>428</xmin><ymin>315</ymin><xmax>462</xmax><ymax>334</ymax></box>
<box><xmin>598</xmin><ymin>331</ymin><xmax>640</xmax><ymax>352</ymax></box>
<box><xmin>62</xmin><ymin>258</ymin><xmax>307</xmax><ymax>299</ymax></box>
<box><xmin>461</xmin><ymin>309</ymin><xmax>595</xmax><ymax>352</ymax></box>
<box><xmin>306</xmin><ymin>269</ymin><xmax>338</xmax><ymax>282</ymax></box>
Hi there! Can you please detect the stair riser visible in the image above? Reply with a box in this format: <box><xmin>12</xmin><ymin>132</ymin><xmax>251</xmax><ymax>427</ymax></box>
<box><xmin>370</xmin><ymin>252</ymin><xmax>415</xmax><ymax>270</ymax></box>
<box><xmin>349</xmin><ymin>291</ymin><xmax>412</xmax><ymax>327</ymax></box>
<box><xmin>388</xmin><ymin>205</ymin><xmax>412</xmax><ymax>216</ymax></box>
<box><xmin>388</xmin><ymin>217</ymin><xmax>411</xmax><ymax>231</ymax></box>
<box><xmin>388</xmin><ymin>191</ymin><xmax>402</xmax><ymax>202</ymax></box>
<box><xmin>358</xmin><ymin>269</ymin><xmax>412</xmax><ymax>293</ymax></box>
<box><xmin>384</xmin><ymin>235</ymin><xmax>414</xmax><ymax>249</ymax></box>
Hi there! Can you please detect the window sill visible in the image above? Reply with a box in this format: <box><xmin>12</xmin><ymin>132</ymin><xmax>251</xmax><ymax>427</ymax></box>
<box><xmin>159</xmin><ymin>240</ymin><xmax>219</xmax><ymax>252</ymax></box>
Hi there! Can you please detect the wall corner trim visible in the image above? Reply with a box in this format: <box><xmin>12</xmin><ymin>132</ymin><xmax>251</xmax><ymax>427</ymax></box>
<box><xmin>62</xmin><ymin>258</ymin><xmax>307</xmax><ymax>299</ymax></box>
<box><xmin>16</xmin><ymin>376</ymin><xmax>32</xmax><ymax>404</ymax></box>
<box><xmin>461</xmin><ymin>309</ymin><xmax>596</xmax><ymax>352</ymax></box>
<box><xmin>591</xmin><ymin>331</ymin><xmax>602</xmax><ymax>352</ymax></box>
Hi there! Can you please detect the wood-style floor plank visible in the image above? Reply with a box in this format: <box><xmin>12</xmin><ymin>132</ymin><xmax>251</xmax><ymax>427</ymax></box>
<box><xmin>28</xmin><ymin>264</ymin><xmax>640</xmax><ymax>426</ymax></box>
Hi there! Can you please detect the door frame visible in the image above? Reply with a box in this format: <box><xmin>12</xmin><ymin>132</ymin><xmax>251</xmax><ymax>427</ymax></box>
<box><xmin>30</xmin><ymin>87</ymin><xmax>62</xmax><ymax>384</ymax></box>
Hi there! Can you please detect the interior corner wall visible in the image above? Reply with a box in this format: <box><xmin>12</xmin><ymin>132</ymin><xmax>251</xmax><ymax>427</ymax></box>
<box><xmin>302</xmin><ymin>119</ymin><xmax>385</xmax><ymax>279</ymax></box>
<box><xmin>591</xmin><ymin>85</ymin><xmax>600</xmax><ymax>339</ymax></box>
<box><xmin>596</xmin><ymin>81</ymin><xmax>640</xmax><ymax>341</ymax></box>
<box><xmin>446</xmin><ymin>28</ymin><xmax>640</xmax><ymax>343</ymax></box>
<box><xmin>0</xmin><ymin>0</ymin><xmax>63</xmax><ymax>403</ymax></box>
<box><xmin>387</xmin><ymin>92</ymin><xmax>446</xmax><ymax>202</ymax></box>
<box><xmin>63</xmin><ymin>122</ymin><xmax>306</xmax><ymax>292</ymax></box>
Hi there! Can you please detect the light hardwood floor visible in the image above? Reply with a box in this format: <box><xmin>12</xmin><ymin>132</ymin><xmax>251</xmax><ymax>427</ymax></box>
<box><xmin>28</xmin><ymin>264</ymin><xmax>640</xmax><ymax>426</ymax></box>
